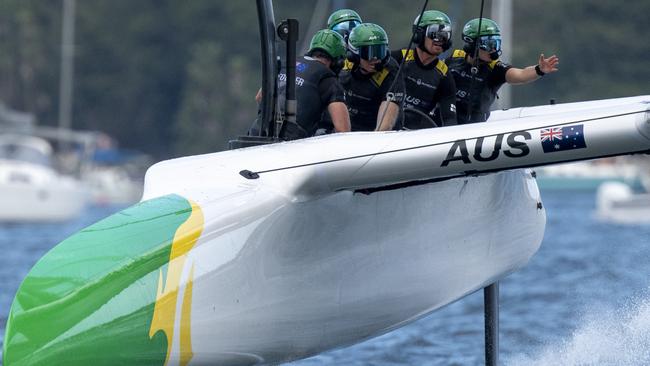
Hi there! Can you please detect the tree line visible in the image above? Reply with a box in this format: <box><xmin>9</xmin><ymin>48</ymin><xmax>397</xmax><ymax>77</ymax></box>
<box><xmin>1</xmin><ymin>0</ymin><xmax>648</xmax><ymax>159</ymax></box>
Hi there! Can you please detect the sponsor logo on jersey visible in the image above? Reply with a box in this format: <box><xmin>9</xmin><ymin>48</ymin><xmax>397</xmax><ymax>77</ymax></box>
<box><xmin>452</xmin><ymin>69</ymin><xmax>484</xmax><ymax>82</ymax></box>
<box><xmin>407</xmin><ymin>76</ymin><xmax>437</xmax><ymax>90</ymax></box>
<box><xmin>346</xmin><ymin>90</ymin><xmax>372</xmax><ymax>101</ymax></box>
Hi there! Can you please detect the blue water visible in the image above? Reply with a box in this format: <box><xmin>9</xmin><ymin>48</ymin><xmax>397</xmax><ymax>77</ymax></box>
<box><xmin>0</xmin><ymin>205</ymin><xmax>123</xmax><ymax>366</ymax></box>
<box><xmin>1</xmin><ymin>190</ymin><xmax>649</xmax><ymax>365</ymax></box>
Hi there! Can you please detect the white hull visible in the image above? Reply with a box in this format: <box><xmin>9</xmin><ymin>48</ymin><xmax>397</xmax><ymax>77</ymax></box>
<box><xmin>139</xmin><ymin>96</ymin><xmax>648</xmax><ymax>364</ymax></box>
<box><xmin>0</xmin><ymin>179</ymin><xmax>86</xmax><ymax>222</ymax></box>
<box><xmin>4</xmin><ymin>97</ymin><xmax>647</xmax><ymax>366</ymax></box>
<box><xmin>596</xmin><ymin>181</ymin><xmax>650</xmax><ymax>224</ymax></box>
<box><xmin>84</xmin><ymin>167</ymin><xmax>143</xmax><ymax>206</ymax></box>
<box><xmin>165</xmin><ymin>170</ymin><xmax>544</xmax><ymax>365</ymax></box>
<box><xmin>0</xmin><ymin>136</ymin><xmax>88</xmax><ymax>222</ymax></box>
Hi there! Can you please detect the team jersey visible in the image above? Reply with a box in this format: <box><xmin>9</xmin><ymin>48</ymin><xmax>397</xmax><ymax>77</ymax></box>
<box><xmin>277</xmin><ymin>56</ymin><xmax>346</xmax><ymax>140</ymax></box>
<box><xmin>339</xmin><ymin>57</ymin><xmax>405</xmax><ymax>131</ymax></box>
<box><xmin>391</xmin><ymin>48</ymin><xmax>457</xmax><ymax>129</ymax></box>
<box><xmin>445</xmin><ymin>49</ymin><xmax>512</xmax><ymax>124</ymax></box>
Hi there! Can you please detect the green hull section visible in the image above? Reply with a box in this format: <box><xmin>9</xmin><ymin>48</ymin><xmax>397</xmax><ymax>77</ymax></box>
<box><xmin>3</xmin><ymin>194</ymin><xmax>194</xmax><ymax>365</ymax></box>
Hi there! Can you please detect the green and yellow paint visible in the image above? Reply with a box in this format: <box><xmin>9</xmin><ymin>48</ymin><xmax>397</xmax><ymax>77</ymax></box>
<box><xmin>150</xmin><ymin>199</ymin><xmax>203</xmax><ymax>365</ymax></box>
<box><xmin>3</xmin><ymin>194</ymin><xmax>204</xmax><ymax>366</ymax></box>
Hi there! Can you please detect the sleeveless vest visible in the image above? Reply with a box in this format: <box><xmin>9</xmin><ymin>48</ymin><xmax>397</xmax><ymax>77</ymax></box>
<box><xmin>446</xmin><ymin>49</ymin><xmax>500</xmax><ymax>124</ymax></box>
<box><xmin>278</xmin><ymin>56</ymin><xmax>336</xmax><ymax>140</ymax></box>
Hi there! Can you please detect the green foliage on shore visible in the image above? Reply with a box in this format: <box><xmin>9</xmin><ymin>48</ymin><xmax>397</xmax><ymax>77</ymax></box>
<box><xmin>1</xmin><ymin>1</ymin><xmax>648</xmax><ymax>158</ymax></box>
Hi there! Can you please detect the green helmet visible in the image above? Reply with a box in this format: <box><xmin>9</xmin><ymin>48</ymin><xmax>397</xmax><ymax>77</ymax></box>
<box><xmin>327</xmin><ymin>9</ymin><xmax>362</xmax><ymax>39</ymax></box>
<box><xmin>348</xmin><ymin>23</ymin><xmax>388</xmax><ymax>47</ymax></box>
<box><xmin>462</xmin><ymin>18</ymin><xmax>501</xmax><ymax>41</ymax></box>
<box><xmin>413</xmin><ymin>10</ymin><xmax>451</xmax><ymax>28</ymax></box>
<box><xmin>327</xmin><ymin>9</ymin><xmax>362</xmax><ymax>29</ymax></box>
<box><xmin>462</xmin><ymin>18</ymin><xmax>502</xmax><ymax>58</ymax></box>
<box><xmin>413</xmin><ymin>10</ymin><xmax>452</xmax><ymax>50</ymax></box>
<box><xmin>347</xmin><ymin>23</ymin><xmax>390</xmax><ymax>64</ymax></box>
<box><xmin>308</xmin><ymin>29</ymin><xmax>346</xmax><ymax>60</ymax></box>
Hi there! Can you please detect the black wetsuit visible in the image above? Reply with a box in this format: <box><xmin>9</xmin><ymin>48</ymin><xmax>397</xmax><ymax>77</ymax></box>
<box><xmin>274</xmin><ymin>56</ymin><xmax>345</xmax><ymax>140</ymax></box>
<box><xmin>338</xmin><ymin>58</ymin><xmax>405</xmax><ymax>131</ymax></box>
<box><xmin>445</xmin><ymin>49</ymin><xmax>512</xmax><ymax>124</ymax></box>
<box><xmin>391</xmin><ymin>48</ymin><xmax>457</xmax><ymax>129</ymax></box>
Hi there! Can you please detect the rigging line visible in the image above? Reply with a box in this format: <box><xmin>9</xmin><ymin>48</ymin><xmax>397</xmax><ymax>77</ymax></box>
<box><xmin>465</xmin><ymin>0</ymin><xmax>486</xmax><ymax>123</ymax></box>
<box><xmin>242</xmin><ymin>109</ymin><xmax>646</xmax><ymax>177</ymax></box>
<box><xmin>375</xmin><ymin>0</ymin><xmax>429</xmax><ymax>130</ymax></box>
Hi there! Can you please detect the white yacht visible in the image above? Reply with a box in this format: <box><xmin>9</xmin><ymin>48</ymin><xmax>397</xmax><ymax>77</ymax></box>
<box><xmin>596</xmin><ymin>157</ymin><xmax>650</xmax><ymax>224</ymax></box>
<box><xmin>0</xmin><ymin>134</ymin><xmax>87</xmax><ymax>222</ymax></box>
<box><xmin>83</xmin><ymin>165</ymin><xmax>143</xmax><ymax>206</ymax></box>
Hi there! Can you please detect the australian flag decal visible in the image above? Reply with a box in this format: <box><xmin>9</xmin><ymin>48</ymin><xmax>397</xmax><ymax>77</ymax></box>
<box><xmin>540</xmin><ymin>124</ymin><xmax>587</xmax><ymax>153</ymax></box>
<box><xmin>296</xmin><ymin>62</ymin><xmax>307</xmax><ymax>73</ymax></box>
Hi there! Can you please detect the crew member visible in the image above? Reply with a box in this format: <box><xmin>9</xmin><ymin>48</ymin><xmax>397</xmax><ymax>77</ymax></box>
<box><xmin>327</xmin><ymin>8</ymin><xmax>362</xmax><ymax>42</ymax></box>
<box><xmin>253</xmin><ymin>29</ymin><xmax>351</xmax><ymax>140</ymax></box>
<box><xmin>340</xmin><ymin>23</ymin><xmax>405</xmax><ymax>131</ymax></box>
<box><xmin>392</xmin><ymin>10</ymin><xmax>457</xmax><ymax>129</ymax></box>
<box><xmin>446</xmin><ymin>18</ymin><xmax>559</xmax><ymax>124</ymax></box>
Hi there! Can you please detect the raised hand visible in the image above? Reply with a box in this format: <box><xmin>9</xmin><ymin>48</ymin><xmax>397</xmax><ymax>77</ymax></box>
<box><xmin>538</xmin><ymin>54</ymin><xmax>559</xmax><ymax>74</ymax></box>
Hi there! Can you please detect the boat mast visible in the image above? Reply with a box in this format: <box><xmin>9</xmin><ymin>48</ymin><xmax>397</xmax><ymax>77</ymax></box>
<box><xmin>491</xmin><ymin>0</ymin><xmax>513</xmax><ymax>110</ymax></box>
<box><xmin>58</xmin><ymin>0</ymin><xmax>76</xmax><ymax>149</ymax></box>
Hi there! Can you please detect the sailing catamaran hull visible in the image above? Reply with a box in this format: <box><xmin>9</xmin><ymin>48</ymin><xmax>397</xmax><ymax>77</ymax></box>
<box><xmin>4</xmin><ymin>96</ymin><xmax>650</xmax><ymax>365</ymax></box>
<box><xmin>184</xmin><ymin>169</ymin><xmax>544</xmax><ymax>365</ymax></box>
<box><xmin>3</xmin><ymin>169</ymin><xmax>544</xmax><ymax>366</ymax></box>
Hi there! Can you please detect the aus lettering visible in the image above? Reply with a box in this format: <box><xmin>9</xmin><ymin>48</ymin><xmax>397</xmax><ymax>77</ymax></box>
<box><xmin>440</xmin><ymin>131</ymin><xmax>532</xmax><ymax>167</ymax></box>
<box><xmin>405</xmin><ymin>95</ymin><xmax>422</xmax><ymax>105</ymax></box>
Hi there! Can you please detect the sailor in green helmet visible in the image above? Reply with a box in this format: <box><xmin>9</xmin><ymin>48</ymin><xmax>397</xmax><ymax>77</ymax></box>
<box><xmin>446</xmin><ymin>18</ymin><xmax>559</xmax><ymax>124</ymax></box>
<box><xmin>392</xmin><ymin>10</ymin><xmax>458</xmax><ymax>129</ymax></box>
<box><xmin>339</xmin><ymin>23</ymin><xmax>405</xmax><ymax>131</ymax></box>
<box><xmin>327</xmin><ymin>9</ymin><xmax>362</xmax><ymax>42</ymax></box>
<box><xmin>253</xmin><ymin>29</ymin><xmax>351</xmax><ymax>140</ymax></box>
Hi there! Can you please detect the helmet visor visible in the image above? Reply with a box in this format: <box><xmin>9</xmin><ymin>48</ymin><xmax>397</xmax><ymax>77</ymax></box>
<box><xmin>358</xmin><ymin>44</ymin><xmax>388</xmax><ymax>61</ymax></box>
<box><xmin>331</xmin><ymin>20</ymin><xmax>361</xmax><ymax>38</ymax></box>
<box><xmin>425</xmin><ymin>24</ymin><xmax>451</xmax><ymax>43</ymax></box>
<box><xmin>477</xmin><ymin>35</ymin><xmax>501</xmax><ymax>52</ymax></box>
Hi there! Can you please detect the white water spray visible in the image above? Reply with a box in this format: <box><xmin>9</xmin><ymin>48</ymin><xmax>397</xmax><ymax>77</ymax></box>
<box><xmin>507</xmin><ymin>296</ymin><xmax>650</xmax><ymax>366</ymax></box>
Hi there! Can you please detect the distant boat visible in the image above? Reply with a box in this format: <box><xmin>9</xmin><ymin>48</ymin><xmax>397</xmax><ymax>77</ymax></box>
<box><xmin>0</xmin><ymin>134</ymin><xmax>87</xmax><ymax>222</ymax></box>
<box><xmin>596</xmin><ymin>177</ymin><xmax>650</xmax><ymax>225</ymax></box>
<box><xmin>82</xmin><ymin>148</ymin><xmax>147</xmax><ymax>206</ymax></box>
<box><xmin>83</xmin><ymin>166</ymin><xmax>143</xmax><ymax>206</ymax></box>
<box><xmin>535</xmin><ymin>158</ymin><xmax>643</xmax><ymax>190</ymax></box>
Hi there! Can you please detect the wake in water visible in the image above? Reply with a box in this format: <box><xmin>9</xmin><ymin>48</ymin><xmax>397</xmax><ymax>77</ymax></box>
<box><xmin>507</xmin><ymin>295</ymin><xmax>650</xmax><ymax>366</ymax></box>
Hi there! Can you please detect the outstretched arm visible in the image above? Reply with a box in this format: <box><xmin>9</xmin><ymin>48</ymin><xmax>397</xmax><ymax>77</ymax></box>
<box><xmin>328</xmin><ymin>102</ymin><xmax>351</xmax><ymax>133</ymax></box>
<box><xmin>505</xmin><ymin>54</ymin><xmax>559</xmax><ymax>85</ymax></box>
